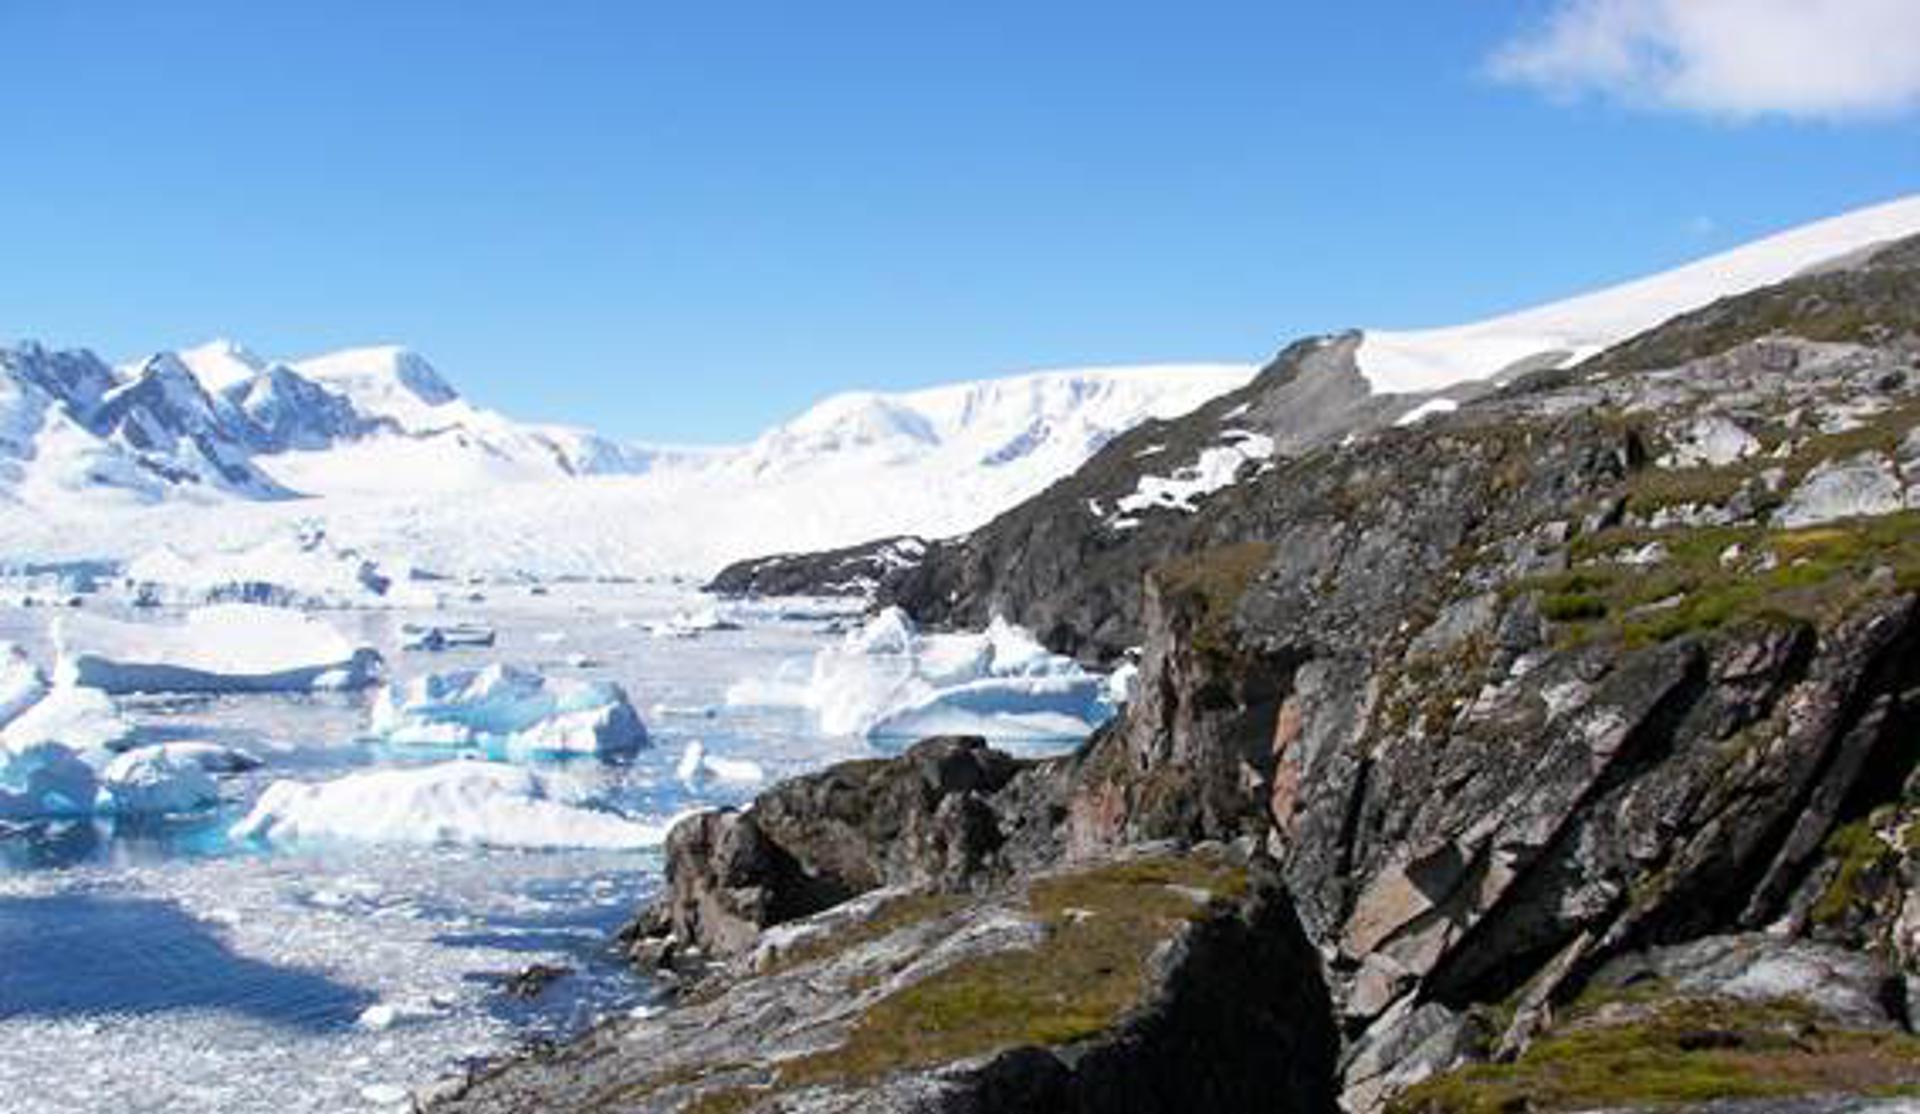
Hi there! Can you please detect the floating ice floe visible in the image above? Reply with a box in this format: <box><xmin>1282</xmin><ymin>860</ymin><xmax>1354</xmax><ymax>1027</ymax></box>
<box><xmin>674</xmin><ymin>740</ymin><xmax>765</xmax><ymax>787</ymax></box>
<box><xmin>52</xmin><ymin>604</ymin><xmax>384</xmax><ymax>694</ymax></box>
<box><xmin>116</xmin><ymin>740</ymin><xmax>263</xmax><ymax>773</ymax></box>
<box><xmin>399</xmin><ymin>622</ymin><xmax>497</xmax><ymax>652</ymax></box>
<box><xmin>1</xmin><ymin>684</ymin><xmax>138</xmax><ymax>755</ymax></box>
<box><xmin>728</xmin><ymin>607</ymin><xmax>1118</xmax><ymax>741</ymax></box>
<box><xmin>229</xmin><ymin>761</ymin><xmax>669</xmax><ymax>850</ymax></box>
<box><xmin>370</xmin><ymin>664</ymin><xmax>648</xmax><ymax>758</ymax></box>
<box><xmin>97</xmin><ymin>745</ymin><xmax>221</xmax><ymax>815</ymax></box>
<box><xmin>648</xmin><ymin>603</ymin><xmax>741</xmax><ymax>639</ymax></box>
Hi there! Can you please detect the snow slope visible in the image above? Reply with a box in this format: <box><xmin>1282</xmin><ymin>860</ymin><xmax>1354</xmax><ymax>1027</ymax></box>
<box><xmin>1357</xmin><ymin>194</ymin><xmax>1920</xmax><ymax>394</ymax></box>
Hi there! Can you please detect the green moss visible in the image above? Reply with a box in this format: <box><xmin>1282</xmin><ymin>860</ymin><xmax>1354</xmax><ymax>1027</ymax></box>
<box><xmin>1527</xmin><ymin>510</ymin><xmax>1920</xmax><ymax>648</ymax></box>
<box><xmin>776</xmin><ymin>854</ymin><xmax>1246</xmax><ymax>1089</ymax></box>
<box><xmin>680</xmin><ymin>1086</ymin><xmax>760</xmax><ymax>1114</ymax></box>
<box><xmin>1151</xmin><ymin>542</ymin><xmax>1276</xmax><ymax>663</ymax></box>
<box><xmin>1812</xmin><ymin>819</ymin><xmax>1901</xmax><ymax>926</ymax></box>
<box><xmin>1390</xmin><ymin>997</ymin><xmax>1920</xmax><ymax>1114</ymax></box>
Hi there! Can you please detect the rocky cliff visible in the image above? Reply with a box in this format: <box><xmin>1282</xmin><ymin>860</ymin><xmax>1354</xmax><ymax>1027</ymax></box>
<box><xmin>439</xmin><ymin>237</ymin><xmax>1920</xmax><ymax>1112</ymax></box>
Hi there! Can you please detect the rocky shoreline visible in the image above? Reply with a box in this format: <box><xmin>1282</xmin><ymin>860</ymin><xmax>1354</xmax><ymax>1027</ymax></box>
<box><xmin>431</xmin><ymin>236</ymin><xmax>1920</xmax><ymax>1111</ymax></box>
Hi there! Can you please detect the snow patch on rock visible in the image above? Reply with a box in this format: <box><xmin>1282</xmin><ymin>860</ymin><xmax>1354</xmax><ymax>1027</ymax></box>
<box><xmin>1115</xmin><ymin>429</ymin><xmax>1274</xmax><ymax>517</ymax></box>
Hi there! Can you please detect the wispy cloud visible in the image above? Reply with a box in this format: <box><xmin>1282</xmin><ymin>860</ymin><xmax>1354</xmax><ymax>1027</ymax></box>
<box><xmin>1490</xmin><ymin>0</ymin><xmax>1920</xmax><ymax>120</ymax></box>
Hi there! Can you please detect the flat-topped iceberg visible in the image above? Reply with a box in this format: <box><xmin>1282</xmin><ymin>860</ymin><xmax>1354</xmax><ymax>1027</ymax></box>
<box><xmin>729</xmin><ymin>607</ymin><xmax>1118</xmax><ymax>741</ymax></box>
<box><xmin>52</xmin><ymin>604</ymin><xmax>383</xmax><ymax>694</ymax></box>
<box><xmin>370</xmin><ymin>664</ymin><xmax>647</xmax><ymax>758</ymax></box>
<box><xmin>230</xmin><ymin>761</ymin><xmax>668</xmax><ymax>850</ymax></box>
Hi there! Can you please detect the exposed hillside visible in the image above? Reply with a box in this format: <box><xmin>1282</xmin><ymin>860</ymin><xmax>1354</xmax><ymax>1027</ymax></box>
<box><xmin>443</xmin><ymin>230</ymin><xmax>1920</xmax><ymax>1113</ymax></box>
<box><xmin>785</xmin><ymin>229</ymin><xmax>1920</xmax><ymax>664</ymax></box>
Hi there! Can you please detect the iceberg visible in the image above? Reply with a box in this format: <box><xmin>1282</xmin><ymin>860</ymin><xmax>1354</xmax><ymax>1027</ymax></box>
<box><xmin>229</xmin><ymin>761</ymin><xmax>668</xmax><ymax>850</ymax></box>
<box><xmin>370</xmin><ymin>664</ymin><xmax>647</xmax><ymax>758</ymax></box>
<box><xmin>647</xmin><ymin>603</ymin><xmax>741</xmax><ymax>639</ymax></box>
<box><xmin>674</xmin><ymin>740</ymin><xmax>765</xmax><ymax>787</ymax></box>
<box><xmin>1</xmin><ymin>684</ymin><xmax>137</xmax><ymax>755</ymax></box>
<box><xmin>730</xmin><ymin>608</ymin><xmax>1118</xmax><ymax>741</ymax></box>
<box><xmin>0</xmin><ymin>643</ymin><xmax>49</xmax><ymax>729</ymax></box>
<box><xmin>97</xmin><ymin>745</ymin><xmax>221</xmax><ymax>815</ymax></box>
<box><xmin>0</xmin><ymin>740</ymin><xmax>99</xmax><ymax>821</ymax></box>
<box><xmin>52</xmin><ymin>604</ymin><xmax>383</xmax><ymax>694</ymax></box>
<box><xmin>116</xmin><ymin>740</ymin><xmax>263</xmax><ymax>773</ymax></box>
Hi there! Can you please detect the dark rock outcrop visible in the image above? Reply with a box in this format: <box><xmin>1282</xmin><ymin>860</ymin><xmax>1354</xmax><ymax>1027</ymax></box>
<box><xmin>708</xmin><ymin>535</ymin><xmax>930</xmax><ymax>599</ymax></box>
<box><xmin>624</xmin><ymin>737</ymin><xmax>1028</xmax><ymax>966</ymax></box>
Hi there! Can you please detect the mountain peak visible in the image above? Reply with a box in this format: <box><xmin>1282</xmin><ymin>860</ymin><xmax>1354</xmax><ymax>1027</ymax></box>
<box><xmin>290</xmin><ymin>345</ymin><xmax>461</xmax><ymax>431</ymax></box>
<box><xmin>176</xmin><ymin>337</ymin><xmax>270</xmax><ymax>395</ymax></box>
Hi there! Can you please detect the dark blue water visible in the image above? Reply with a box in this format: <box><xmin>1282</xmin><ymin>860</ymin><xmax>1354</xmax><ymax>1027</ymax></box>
<box><xmin>0</xmin><ymin>893</ymin><xmax>375</xmax><ymax>1029</ymax></box>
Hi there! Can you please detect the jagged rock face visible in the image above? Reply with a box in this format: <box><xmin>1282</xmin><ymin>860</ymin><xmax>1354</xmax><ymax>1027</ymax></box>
<box><xmin>221</xmin><ymin>365</ymin><xmax>387</xmax><ymax>453</ymax></box>
<box><xmin>86</xmin><ymin>354</ymin><xmax>293</xmax><ymax>497</ymax></box>
<box><xmin>626</xmin><ymin>737</ymin><xmax>1030</xmax><ymax>965</ymax></box>
<box><xmin>482</xmin><ymin>243</ymin><xmax>1920</xmax><ymax>1114</ymax></box>
<box><xmin>1024</xmin><ymin>274</ymin><xmax>1920</xmax><ymax>1106</ymax></box>
<box><xmin>1046</xmin><ymin>346</ymin><xmax>1919</xmax><ymax>1033</ymax></box>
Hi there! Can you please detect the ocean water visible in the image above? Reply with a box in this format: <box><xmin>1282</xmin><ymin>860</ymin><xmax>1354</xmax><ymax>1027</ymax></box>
<box><xmin>0</xmin><ymin>584</ymin><xmax>892</xmax><ymax>1114</ymax></box>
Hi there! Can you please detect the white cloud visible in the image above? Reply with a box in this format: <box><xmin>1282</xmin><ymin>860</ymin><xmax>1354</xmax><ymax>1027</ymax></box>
<box><xmin>1490</xmin><ymin>0</ymin><xmax>1920</xmax><ymax>119</ymax></box>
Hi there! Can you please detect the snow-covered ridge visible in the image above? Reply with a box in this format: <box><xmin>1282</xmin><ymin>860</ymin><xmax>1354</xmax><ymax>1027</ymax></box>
<box><xmin>0</xmin><ymin>339</ymin><xmax>1259</xmax><ymax>576</ymax></box>
<box><xmin>735</xmin><ymin>364</ymin><xmax>1255</xmax><ymax>477</ymax></box>
<box><xmin>1357</xmin><ymin>193</ymin><xmax>1920</xmax><ymax>395</ymax></box>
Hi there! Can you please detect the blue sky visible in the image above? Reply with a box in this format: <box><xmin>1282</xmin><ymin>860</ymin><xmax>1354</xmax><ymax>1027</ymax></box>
<box><xmin>2</xmin><ymin>1</ymin><xmax>1917</xmax><ymax>442</ymax></box>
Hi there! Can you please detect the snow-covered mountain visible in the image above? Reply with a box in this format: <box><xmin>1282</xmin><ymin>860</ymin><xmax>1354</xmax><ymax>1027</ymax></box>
<box><xmin>1356</xmin><ymin>194</ymin><xmax>1920</xmax><ymax>394</ymax></box>
<box><xmin>732</xmin><ymin>365</ymin><xmax>1256</xmax><ymax>479</ymax></box>
<box><xmin>4</xmin><ymin>192</ymin><xmax>1919</xmax><ymax>579</ymax></box>
<box><xmin>0</xmin><ymin>344</ymin><xmax>291</xmax><ymax>506</ymax></box>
